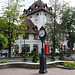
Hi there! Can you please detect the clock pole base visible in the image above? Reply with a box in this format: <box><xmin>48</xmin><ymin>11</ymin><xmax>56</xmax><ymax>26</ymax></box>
<box><xmin>39</xmin><ymin>55</ymin><xmax>47</xmax><ymax>74</ymax></box>
<box><xmin>39</xmin><ymin>70</ymin><xmax>47</xmax><ymax>74</ymax></box>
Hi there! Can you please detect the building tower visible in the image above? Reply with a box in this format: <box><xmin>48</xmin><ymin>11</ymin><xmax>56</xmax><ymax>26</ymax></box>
<box><xmin>23</xmin><ymin>0</ymin><xmax>52</xmax><ymax>30</ymax></box>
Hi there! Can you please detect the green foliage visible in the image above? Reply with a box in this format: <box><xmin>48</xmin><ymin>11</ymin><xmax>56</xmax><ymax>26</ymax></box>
<box><xmin>0</xmin><ymin>0</ymin><xmax>26</xmax><ymax>57</ymax></box>
<box><xmin>50</xmin><ymin>48</ymin><xmax>55</xmax><ymax>61</ymax></box>
<box><xmin>45</xmin><ymin>0</ymin><xmax>63</xmax><ymax>48</ymax></box>
<box><xmin>59</xmin><ymin>47</ymin><xmax>64</xmax><ymax>60</ymax></box>
<box><xmin>0</xmin><ymin>34</ymin><xmax>8</xmax><ymax>50</ymax></box>
<box><xmin>60</xmin><ymin>5</ymin><xmax>75</xmax><ymax>43</ymax></box>
<box><xmin>23</xmin><ymin>48</ymin><xmax>27</xmax><ymax>62</ymax></box>
<box><xmin>14</xmin><ymin>45</ymin><xmax>19</xmax><ymax>50</ymax></box>
<box><xmin>64</xmin><ymin>62</ymin><xmax>75</xmax><ymax>68</ymax></box>
<box><xmin>0</xmin><ymin>0</ymin><xmax>26</xmax><ymax>42</ymax></box>
<box><xmin>32</xmin><ymin>48</ymin><xmax>38</xmax><ymax>63</ymax></box>
<box><xmin>0</xmin><ymin>61</ymin><xmax>8</xmax><ymax>63</ymax></box>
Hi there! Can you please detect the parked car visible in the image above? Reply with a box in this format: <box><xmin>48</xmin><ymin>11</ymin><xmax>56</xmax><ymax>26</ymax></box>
<box><xmin>1</xmin><ymin>49</ymin><xmax>8</xmax><ymax>54</ymax></box>
<box><xmin>1</xmin><ymin>47</ymin><xmax>15</xmax><ymax>55</ymax></box>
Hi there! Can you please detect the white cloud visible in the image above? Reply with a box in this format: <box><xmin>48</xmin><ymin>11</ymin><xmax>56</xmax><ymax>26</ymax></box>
<box><xmin>0</xmin><ymin>0</ymin><xmax>75</xmax><ymax>16</ymax></box>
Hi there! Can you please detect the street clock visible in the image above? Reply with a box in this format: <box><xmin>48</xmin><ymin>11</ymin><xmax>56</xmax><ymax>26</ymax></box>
<box><xmin>39</xmin><ymin>26</ymin><xmax>46</xmax><ymax>41</ymax></box>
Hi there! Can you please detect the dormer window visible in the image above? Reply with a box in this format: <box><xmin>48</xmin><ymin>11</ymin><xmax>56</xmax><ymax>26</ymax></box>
<box><xmin>25</xmin><ymin>26</ymin><xmax>29</xmax><ymax>30</ymax></box>
<box><xmin>43</xmin><ymin>4</ymin><xmax>47</xmax><ymax>9</ymax></box>
<box><xmin>33</xmin><ymin>26</ymin><xmax>38</xmax><ymax>31</ymax></box>
<box><xmin>36</xmin><ymin>6</ymin><xmax>39</xmax><ymax>9</ymax></box>
<box><xmin>35</xmin><ymin>4</ymin><xmax>39</xmax><ymax>9</ymax></box>
<box><xmin>44</xmin><ymin>6</ymin><xmax>47</xmax><ymax>9</ymax></box>
<box><xmin>24</xmin><ymin>11</ymin><xmax>27</xmax><ymax>14</ymax></box>
<box><xmin>23</xmin><ymin>9</ymin><xmax>27</xmax><ymax>14</ymax></box>
<box><xmin>30</xmin><ymin>9</ymin><xmax>32</xmax><ymax>11</ymax></box>
<box><xmin>28</xmin><ymin>7</ymin><xmax>32</xmax><ymax>12</ymax></box>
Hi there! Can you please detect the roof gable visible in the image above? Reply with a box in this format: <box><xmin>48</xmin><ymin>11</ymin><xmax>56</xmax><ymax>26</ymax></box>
<box><xmin>23</xmin><ymin>0</ymin><xmax>52</xmax><ymax>16</ymax></box>
<box><xmin>25</xmin><ymin>19</ymin><xmax>39</xmax><ymax>34</ymax></box>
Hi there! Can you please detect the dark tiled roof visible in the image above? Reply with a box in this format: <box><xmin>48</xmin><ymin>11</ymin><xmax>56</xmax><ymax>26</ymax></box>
<box><xmin>23</xmin><ymin>0</ymin><xmax>52</xmax><ymax>16</ymax></box>
<box><xmin>25</xmin><ymin>19</ymin><xmax>39</xmax><ymax>34</ymax></box>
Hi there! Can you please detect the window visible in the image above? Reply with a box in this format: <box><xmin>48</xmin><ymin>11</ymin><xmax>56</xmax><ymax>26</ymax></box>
<box><xmin>44</xmin><ymin>6</ymin><xmax>47</xmax><ymax>9</ymax></box>
<box><xmin>33</xmin><ymin>44</ymin><xmax>38</xmax><ymax>50</ymax></box>
<box><xmin>23</xmin><ymin>9</ymin><xmax>27</xmax><ymax>14</ymax></box>
<box><xmin>25</xmin><ymin>26</ymin><xmax>29</xmax><ymax>30</ymax></box>
<box><xmin>23</xmin><ymin>34</ymin><xmax>29</xmax><ymax>39</ymax></box>
<box><xmin>22</xmin><ymin>44</ymin><xmax>30</xmax><ymax>52</ymax></box>
<box><xmin>35</xmin><ymin>6</ymin><xmax>39</xmax><ymax>9</ymax></box>
<box><xmin>36</xmin><ymin>13</ymin><xmax>39</xmax><ymax>16</ymax></box>
<box><xmin>29</xmin><ymin>9</ymin><xmax>32</xmax><ymax>12</ymax></box>
<box><xmin>24</xmin><ymin>11</ymin><xmax>27</xmax><ymax>14</ymax></box>
<box><xmin>35</xmin><ymin>13</ymin><xmax>39</xmax><ymax>18</ymax></box>
<box><xmin>34</xmin><ymin>34</ymin><xmax>38</xmax><ymax>40</ymax></box>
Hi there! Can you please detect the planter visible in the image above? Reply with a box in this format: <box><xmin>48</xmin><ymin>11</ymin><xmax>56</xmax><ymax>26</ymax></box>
<box><xmin>55</xmin><ymin>65</ymin><xmax>75</xmax><ymax>70</ymax></box>
<box><xmin>55</xmin><ymin>61</ymin><xmax>75</xmax><ymax>70</ymax></box>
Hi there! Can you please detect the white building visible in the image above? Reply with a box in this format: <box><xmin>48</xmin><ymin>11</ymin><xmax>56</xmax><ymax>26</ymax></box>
<box><xmin>15</xmin><ymin>0</ymin><xmax>54</xmax><ymax>53</ymax></box>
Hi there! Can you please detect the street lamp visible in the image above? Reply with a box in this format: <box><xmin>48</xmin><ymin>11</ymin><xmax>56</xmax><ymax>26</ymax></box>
<box><xmin>39</xmin><ymin>26</ymin><xmax>47</xmax><ymax>74</ymax></box>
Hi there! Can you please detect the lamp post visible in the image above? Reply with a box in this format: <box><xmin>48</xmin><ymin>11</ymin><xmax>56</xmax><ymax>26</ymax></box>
<box><xmin>39</xmin><ymin>26</ymin><xmax>47</xmax><ymax>74</ymax></box>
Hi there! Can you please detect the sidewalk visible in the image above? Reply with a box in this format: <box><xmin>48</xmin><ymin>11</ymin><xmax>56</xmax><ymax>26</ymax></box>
<box><xmin>0</xmin><ymin>67</ymin><xmax>75</xmax><ymax>75</ymax></box>
<box><xmin>0</xmin><ymin>55</ymin><xmax>75</xmax><ymax>75</ymax></box>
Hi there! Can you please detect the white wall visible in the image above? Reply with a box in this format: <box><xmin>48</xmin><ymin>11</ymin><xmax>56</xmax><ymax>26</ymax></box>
<box><xmin>15</xmin><ymin>34</ymin><xmax>42</xmax><ymax>53</ymax></box>
<box><xmin>28</xmin><ymin>11</ymin><xmax>47</xmax><ymax>30</ymax></box>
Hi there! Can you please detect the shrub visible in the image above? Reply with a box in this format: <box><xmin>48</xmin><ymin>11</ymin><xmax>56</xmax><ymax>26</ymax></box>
<box><xmin>57</xmin><ymin>62</ymin><xmax>75</xmax><ymax>68</ymax></box>
<box><xmin>0</xmin><ymin>61</ymin><xmax>8</xmax><ymax>63</ymax></box>
<box><xmin>59</xmin><ymin>47</ymin><xmax>64</xmax><ymax>60</ymax></box>
<box><xmin>50</xmin><ymin>48</ymin><xmax>55</xmax><ymax>61</ymax></box>
<box><xmin>23</xmin><ymin>48</ymin><xmax>27</xmax><ymax>62</ymax></box>
<box><xmin>32</xmin><ymin>48</ymin><xmax>38</xmax><ymax>63</ymax></box>
<box><xmin>0</xmin><ymin>34</ymin><xmax>8</xmax><ymax>50</ymax></box>
<box><xmin>64</xmin><ymin>62</ymin><xmax>75</xmax><ymax>68</ymax></box>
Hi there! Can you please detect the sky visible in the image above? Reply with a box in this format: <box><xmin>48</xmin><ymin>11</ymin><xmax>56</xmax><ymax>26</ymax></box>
<box><xmin>24</xmin><ymin>0</ymin><xmax>75</xmax><ymax>9</ymax></box>
<box><xmin>0</xmin><ymin>0</ymin><xmax>75</xmax><ymax>15</ymax></box>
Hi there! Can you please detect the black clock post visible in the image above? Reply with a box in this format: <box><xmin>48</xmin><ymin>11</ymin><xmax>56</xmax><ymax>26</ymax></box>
<box><xmin>39</xmin><ymin>26</ymin><xmax>47</xmax><ymax>74</ymax></box>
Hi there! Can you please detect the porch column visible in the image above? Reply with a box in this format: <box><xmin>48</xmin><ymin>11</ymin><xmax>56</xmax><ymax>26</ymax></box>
<box><xmin>30</xmin><ymin>44</ymin><xmax>33</xmax><ymax>53</ymax></box>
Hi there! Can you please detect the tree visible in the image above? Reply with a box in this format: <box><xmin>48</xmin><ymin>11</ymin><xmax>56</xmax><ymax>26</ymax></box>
<box><xmin>60</xmin><ymin>5</ymin><xmax>75</xmax><ymax>55</ymax></box>
<box><xmin>0</xmin><ymin>34</ymin><xmax>8</xmax><ymax>50</ymax></box>
<box><xmin>46</xmin><ymin>0</ymin><xmax>62</xmax><ymax>50</ymax></box>
<box><xmin>0</xmin><ymin>0</ymin><xmax>26</xmax><ymax>57</ymax></box>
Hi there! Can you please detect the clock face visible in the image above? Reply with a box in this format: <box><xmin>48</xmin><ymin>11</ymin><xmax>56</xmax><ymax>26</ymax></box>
<box><xmin>39</xmin><ymin>30</ymin><xmax>45</xmax><ymax>37</ymax></box>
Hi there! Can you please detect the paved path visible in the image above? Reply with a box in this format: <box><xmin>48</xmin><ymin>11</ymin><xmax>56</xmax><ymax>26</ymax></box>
<box><xmin>0</xmin><ymin>68</ymin><xmax>75</xmax><ymax>75</ymax></box>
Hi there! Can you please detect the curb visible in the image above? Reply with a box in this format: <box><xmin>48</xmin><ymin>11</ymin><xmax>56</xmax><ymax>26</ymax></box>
<box><xmin>55</xmin><ymin>65</ymin><xmax>75</xmax><ymax>70</ymax></box>
<box><xmin>0</xmin><ymin>61</ymin><xmax>74</xmax><ymax>69</ymax></box>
